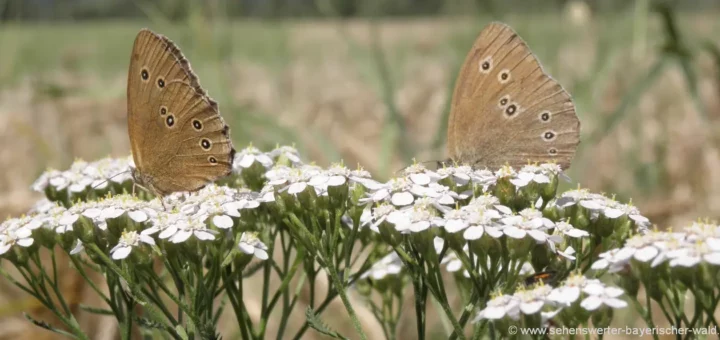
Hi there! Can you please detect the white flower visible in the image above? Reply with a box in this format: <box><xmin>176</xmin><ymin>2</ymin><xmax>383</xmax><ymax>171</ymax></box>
<box><xmin>439</xmin><ymin>245</ymin><xmax>473</xmax><ymax>278</ymax></box>
<box><xmin>387</xmin><ymin>199</ymin><xmax>443</xmax><ymax>233</ymax></box>
<box><xmin>268</xmin><ymin>145</ymin><xmax>303</xmax><ymax>166</ymax></box>
<box><xmin>361</xmin><ymin>252</ymin><xmax>403</xmax><ymax>280</ymax></box>
<box><xmin>110</xmin><ymin>231</ymin><xmax>156</xmax><ymax>260</ymax></box>
<box><xmin>516</xmin><ymin>285</ymin><xmax>553</xmax><ymax>315</ymax></box>
<box><xmin>266</xmin><ymin>165</ymin><xmax>323</xmax><ymax>195</ymax></box>
<box><xmin>553</xmin><ymin>190</ymin><xmax>650</xmax><ymax>233</ymax></box>
<box><xmin>164</xmin><ymin>185</ymin><xmax>260</xmax><ymax>229</ymax></box>
<box><xmin>401</xmin><ymin>163</ymin><xmax>440</xmax><ymax>186</ymax></box>
<box><xmin>146</xmin><ymin>213</ymin><xmax>216</xmax><ymax>243</ymax></box>
<box><xmin>591</xmin><ymin>248</ymin><xmax>634</xmax><ymax>272</ymax></box>
<box><xmin>258</xmin><ymin>184</ymin><xmax>276</xmax><ymax>203</ymax></box>
<box><xmin>510</xmin><ymin>165</ymin><xmax>552</xmax><ymax>188</ymax></box>
<box><xmin>369</xmin><ymin>204</ymin><xmax>398</xmax><ymax>231</ymax></box>
<box><xmin>471</xmin><ymin>169</ymin><xmax>497</xmax><ymax>191</ymax></box>
<box><xmin>0</xmin><ymin>216</ymin><xmax>41</xmax><ymax>255</ymax></box>
<box><xmin>557</xmin><ymin>246</ymin><xmax>577</xmax><ymax>260</ymax></box>
<box><xmin>554</xmin><ymin>221</ymin><xmax>589</xmax><ymax>238</ymax></box>
<box><xmin>501</xmin><ymin>209</ymin><xmax>553</xmax><ymax>242</ymax></box>
<box><xmin>580</xmin><ymin>282</ymin><xmax>627</xmax><ymax>310</ymax></box>
<box><xmin>307</xmin><ymin>164</ymin><xmax>351</xmax><ymax>194</ymax></box>
<box><xmin>343</xmin><ymin>207</ymin><xmax>376</xmax><ymax>233</ymax></box>
<box><xmin>547</xmin><ymin>274</ymin><xmax>597</xmax><ymax>306</ymax></box>
<box><xmin>444</xmin><ymin>209</ymin><xmax>469</xmax><ymax>233</ymax></box>
<box><xmin>233</xmin><ymin>146</ymin><xmax>274</xmax><ymax>171</ymax></box>
<box><xmin>57</xmin><ymin>195</ymin><xmax>159</xmax><ymax>231</ymax></box>
<box><xmin>238</xmin><ymin>232</ymin><xmax>269</xmax><ymax>260</ymax></box>
<box><xmin>591</xmin><ymin>231</ymin><xmax>688</xmax><ymax>271</ymax></box>
<box><xmin>437</xmin><ymin>165</ymin><xmax>474</xmax><ymax>186</ymax></box>
<box><xmin>474</xmin><ymin>294</ymin><xmax>520</xmax><ymax>321</ymax></box>
<box><xmin>666</xmin><ymin>240</ymin><xmax>720</xmax><ymax>267</ymax></box>
<box><xmin>33</xmin><ymin>157</ymin><xmax>133</xmax><ymax>194</ymax></box>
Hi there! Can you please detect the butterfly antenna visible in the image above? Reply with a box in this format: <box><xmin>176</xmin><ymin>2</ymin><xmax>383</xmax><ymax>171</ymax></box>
<box><xmin>91</xmin><ymin>170</ymin><xmax>132</xmax><ymax>190</ymax></box>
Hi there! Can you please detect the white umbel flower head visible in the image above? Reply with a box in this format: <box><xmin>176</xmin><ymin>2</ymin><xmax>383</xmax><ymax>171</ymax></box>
<box><xmin>474</xmin><ymin>294</ymin><xmax>520</xmax><ymax>321</ymax></box>
<box><xmin>110</xmin><ymin>230</ymin><xmax>156</xmax><ymax>260</ymax></box>
<box><xmin>238</xmin><ymin>232</ymin><xmax>269</xmax><ymax>260</ymax></box>
<box><xmin>233</xmin><ymin>146</ymin><xmax>274</xmax><ymax>172</ymax></box>
<box><xmin>580</xmin><ymin>282</ymin><xmax>627</xmax><ymax>311</ymax></box>
<box><xmin>144</xmin><ymin>213</ymin><xmax>217</xmax><ymax>244</ymax></box>
<box><xmin>361</xmin><ymin>252</ymin><xmax>403</xmax><ymax>280</ymax></box>
<box><xmin>0</xmin><ymin>215</ymin><xmax>43</xmax><ymax>255</ymax></box>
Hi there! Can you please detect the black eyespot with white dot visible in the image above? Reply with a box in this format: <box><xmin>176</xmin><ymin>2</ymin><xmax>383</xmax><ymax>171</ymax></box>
<box><xmin>160</xmin><ymin>106</ymin><xmax>167</xmax><ymax>115</ymax></box>
<box><xmin>200</xmin><ymin>138</ymin><xmax>212</xmax><ymax>150</ymax></box>
<box><xmin>208</xmin><ymin>156</ymin><xmax>217</xmax><ymax>164</ymax></box>
<box><xmin>543</xmin><ymin>131</ymin><xmax>556</xmax><ymax>141</ymax></box>
<box><xmin>141</xmin><ymin>69</ymin><xmax>149</xmax><ymax>81</ymax></box>
<box><xmin>548</xmin><ymin>148</ymin><xmax>558</xmax><ymax>155</ymax></box>
<box><xmin>157</xmin><ymin>77</ymin><xmax>165</xmax><ymax>88</ymax></box>
<box><xmin>192</xmin><ymin>119</ymin><xmax>203</xmax><ymax>131</ymax></box>
<box><xmin>498</xmin><ymin>70</ymin><xmax>510</xmax><ymax>83</ymax></box>
<box><xmin>165</xmin><ymin>115</ymin><xmax>175</xmax><ymax>127</ymax></box>
<box><xmin>479</xmin><ymin>56</ymin><xmax>493</xmax><ymax>73</ymax></box>
<box><xmin>505</xmin><ymin>104</ymin><xmax>517</xmax><ymax>116</ymax></box>
<box><xmin>540</xmin><ymin>111</ymin><xmax>551</xmax><ymax>122</ymax></box>
<box><xmin>500</xmin><ymin>98</ymin><xmax>508</xmax><ymax>106</ymax></box>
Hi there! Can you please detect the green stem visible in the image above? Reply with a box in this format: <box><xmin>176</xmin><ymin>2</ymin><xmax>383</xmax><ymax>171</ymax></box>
<box><xmin>86</xmin><ymin>244</ymin><xmax>184</xmax><ymax>335</ymax></box>
<box><xmin>69</xmin><ymin>255</ymin><xmax>111</xmax><ymax>305</ymax></box>
<box><xmin>412</xmin><ymin>273</ymin><xmax>427</xmax><ymax>340</ymax></box>
<box><xmin>325</xmin><ymin>263</ymin><xmax>367</xmax><ymax>340</ymax></box>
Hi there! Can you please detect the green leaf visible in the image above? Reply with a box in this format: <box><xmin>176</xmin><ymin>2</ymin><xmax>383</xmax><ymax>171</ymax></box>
<box><xmin>78</xmin><ymin>304</ymin><xmax>114</xmax><ymax>316</ymax></box>
<box><xmin>175</xmin><ymin>325</ymin><xmax>189</xmax><ymax>340</ymax></box>
<box><xmin>132</xmin><ymin>316</ymin><xmax>167</xmax><ymax>330</ymax></box>
<box><xmin>23</xmin><ymin>313</ymin><xmax>81</xmax><ymax>339</ymax></box>
<box><xmin>305</xmin><ymin>307</ymin><xmax>350</xmax><ymax>340</ymax></box>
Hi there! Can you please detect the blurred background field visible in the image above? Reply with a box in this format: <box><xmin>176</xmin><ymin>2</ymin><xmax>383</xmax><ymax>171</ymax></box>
<box><xmin>1</xmin><ymin>0</ymin><xmax>720</xmax><ymax>339</ymax></box>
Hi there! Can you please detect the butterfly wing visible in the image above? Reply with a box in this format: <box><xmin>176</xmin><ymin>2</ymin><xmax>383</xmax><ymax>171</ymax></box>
<box><xmin>447</xmin><ymin>22</ymin><xmax>580</xmax><ymax>170</ymax></box>
<box><xmin>128</xmin><ymin>29</ymin><xmax>235</xmax><ymax>195</ymax></box>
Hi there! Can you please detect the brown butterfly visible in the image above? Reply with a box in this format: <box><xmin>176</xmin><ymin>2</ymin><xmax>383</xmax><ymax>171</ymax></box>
<box><xmin>446</xmin><ymin>22</ymin><xmax>580</xmax><ymax>170</ymax></box>
<box><xmin>127</xmin><ymin>29</ymin><xmax>235</xmax><ymax>201</ymax></box>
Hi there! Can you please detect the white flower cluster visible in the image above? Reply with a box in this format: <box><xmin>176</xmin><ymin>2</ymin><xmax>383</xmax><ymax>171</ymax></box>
<box><xmin>361</xmin><ymin>163</ymin><xmax>565</xmax><ymax>208</ymax></box>
<box><xmin>475</xmin><ymin>274</ymin><xmax>627</xmax><ymax>322</ymax></box>
<box><xmin>0</xmin><ymin>215</ymin><xmax>44</xmax><ymax>255</ymax></box>
<box><xmin>552</xmin><ymin>189</ymin><xmax>650</xmax><ymax>232</ymax></box>
<box><xmin>30</xmin><ymin>145</ymin><xmax>304</xmax><ymax>199</ymax></box>
<box><xmin>592</xmin><ymin>221</ymin><xmax>720</xmax><ymax>272</ymax></box>
<box><xmin>369</xmin><ymin>196</ymin><xmax>580</xmax><ymax>259</ymax></box>
<box><xmin>32</xmin><ymin>156</ymin><xmax>134</xmax><ymax>194</ymax></box>
<box><xmin>1</xmin><ymin>185</ymin><xmax>267</xmax><ymax>262</ymax></box>
<box><xmin>361</xmin><ymin>252</ymin><xmax>404</xmax><ymax>280</ymax></box>
<box><xmin>233</xmin><ymin>145</ymin><xmax>303</xmax><ymax>174</ymax></box>
<box><xmin>262</xmin><ymin>162</ymin><xmax>375</xmax><ymax>198</ymax></box>
<box><xmin>57</xmin><ymin>195</ymin><xmax>160</xmax><ymax>233</ymax></box>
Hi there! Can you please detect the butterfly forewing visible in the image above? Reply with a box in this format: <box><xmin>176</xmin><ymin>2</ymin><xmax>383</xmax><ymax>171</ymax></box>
<box><xmin>127</xmin><ymin>29</ymin><xmax>235</xmax><ymax>196</ymax></box>
<box><xmin>447</xmin><ymin>22</ymin><xmax>580</xmax><ymax>170</ymax></box>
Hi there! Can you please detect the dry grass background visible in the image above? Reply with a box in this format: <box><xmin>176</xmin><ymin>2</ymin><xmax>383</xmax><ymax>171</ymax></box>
<box><xmin>1</xmin><ymin>9</ymin><xmax>720</xmax><ymax>339</ymax></box>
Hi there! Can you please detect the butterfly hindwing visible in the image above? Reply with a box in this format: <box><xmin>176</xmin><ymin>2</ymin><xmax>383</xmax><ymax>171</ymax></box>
<box><xmin>127</xmin><ymin>29</ymin><xmax>234</xmax><ymax>196</ymax></box>
<box><xmin>447</xmin><ymin>22</ymin><xmax>580</xmax><ymax>170</ymax></box>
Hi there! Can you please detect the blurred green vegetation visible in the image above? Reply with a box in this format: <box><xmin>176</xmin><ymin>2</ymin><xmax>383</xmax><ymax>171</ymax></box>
<box><xmin>1</xmin><ymin>0</ymin><xmax>720</xmax><ymax>20</ymax></box>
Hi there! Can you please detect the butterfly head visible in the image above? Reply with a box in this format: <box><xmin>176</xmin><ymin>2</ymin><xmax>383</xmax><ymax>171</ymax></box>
<box><xmin>130</xmin><ymin>167</ymin><xmax>163</xmax><ymax>197</ymax></box>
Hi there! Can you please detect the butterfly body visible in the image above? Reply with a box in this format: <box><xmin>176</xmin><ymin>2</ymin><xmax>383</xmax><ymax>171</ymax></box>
<box><xmin>447</xmin><ymin>22</ymin><xmax>580</xmax><ymax>170</ymax></box>
<box><xmin>127</xmin><ymin>29</ymin><xmax>235</xmax><ymax>199</ymax></box>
